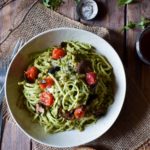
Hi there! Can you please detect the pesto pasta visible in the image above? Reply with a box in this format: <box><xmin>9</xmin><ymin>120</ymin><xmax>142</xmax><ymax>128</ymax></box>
<box><xmin>18</xmin><ymin>41</ymin><xmax>114</xmax><ymax>133</ymax></box>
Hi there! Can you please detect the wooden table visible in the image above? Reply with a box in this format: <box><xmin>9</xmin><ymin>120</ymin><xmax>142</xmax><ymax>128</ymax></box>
<box><xmin>0</xmin><ymin>0</ymin><xmax>150</xmax><ymax>149</ymax></box>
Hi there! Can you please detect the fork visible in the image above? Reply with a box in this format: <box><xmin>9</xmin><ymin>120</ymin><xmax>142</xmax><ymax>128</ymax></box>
<box><xmin>0</xmin><ymin>39</ymin><xmax>25</xmax><ymax>144</ymax></box>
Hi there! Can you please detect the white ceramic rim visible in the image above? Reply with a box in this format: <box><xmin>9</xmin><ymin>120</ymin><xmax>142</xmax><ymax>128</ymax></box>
<box><xmin>5</xmin><ymin>27</ymin><xmax>126</xmax><ymax>148</ymax></box>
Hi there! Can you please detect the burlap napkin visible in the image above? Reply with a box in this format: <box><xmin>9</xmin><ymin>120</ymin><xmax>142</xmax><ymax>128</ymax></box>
<box><xmin>0</xmin><ymin>1</ymin><xmax>149</xmax><ymax>150</ymax></box>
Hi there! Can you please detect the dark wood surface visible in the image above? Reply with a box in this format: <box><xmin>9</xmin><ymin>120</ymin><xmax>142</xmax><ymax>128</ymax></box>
<box><xmin>0</xmin><ymin>0</ymin><xmax>150</xmax><ymax>150</ymax></box>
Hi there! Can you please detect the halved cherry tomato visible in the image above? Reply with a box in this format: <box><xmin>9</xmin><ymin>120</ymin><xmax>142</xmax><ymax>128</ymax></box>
<box><xmin>74</xmin><ymin>107</ymin><xmax>85</xmax><ymax>119</ymax></box>
<box><xmin>39</xmin><ymin>77</ymin><xmax>54</xmax><ymax>90</ymax></box>
<box><xmin>52</xmin><ymin>48</ymin><xmax>66</xmax><ymax>59</ymax></box>
<box><xmin>39</xmin><ymin>92</ymin><xmax>54</xmax><ymax>107</ymax></box>
<box><xmin>25</xmin><ymin>66</ymin><xmax>38</xmax><ymax>82</ymax></box>
<box><xmin>86</xmin><ymin>72</ymin><xmax>97</xmax><ymax>85</ymax></box>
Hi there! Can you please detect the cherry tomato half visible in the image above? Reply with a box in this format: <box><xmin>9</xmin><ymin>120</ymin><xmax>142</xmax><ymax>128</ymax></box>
<box><xmin>39</xmin><ymin>92</ymin><xmax>54</xmax><ymax>107</ymax></box>
<box><xmin>39</xmin><ymin>77</ymin><xmax>54</xmax><ymax>90</ymax></box>
<box><xmin>74</xmin><ymin>107</ymin><xmax>85</xmax><ymax>119</ymax></box>
<box><xmin>25</xmin><ymin>66</ymin><xmax>38</xmax><ymax>82</ymax></box>
<box><xmin>52</xmin><ymin>48</ymin><xmax>66</xmax><ymax>59</ymax></box>
<box><xmin>86</xmin><ymin>72</ymin><xmax>97</xmax><ymax>85</ymax></box>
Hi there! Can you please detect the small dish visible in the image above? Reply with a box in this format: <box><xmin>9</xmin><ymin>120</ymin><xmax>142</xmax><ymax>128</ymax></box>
<box><xmin>76</xmin><ymin>0</ymin><xmax>98</xmax><ymax>20</ymax></box>
<box><xmin>136</xmin><ymin>27</ymin><xmax>150</xmax><ymax>65</ymax></box>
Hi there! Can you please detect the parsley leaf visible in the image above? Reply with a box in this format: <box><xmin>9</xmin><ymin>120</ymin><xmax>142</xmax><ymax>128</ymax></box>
<box><xmin>43</xmin><ymin>0</ymin><xmax>80</xmax><ymax>9</ymax></box>
<box><xmin>43</xmin><ymin>0</ymin><xmax>63</xmax><ymax>10</ymax></box>
<box><xmin>137</xmin><ymin>17</ymin><xmax>150</xmax><ymax>29</ymax></box>
<box><xmin>75</xmin><ymin>0</ymin><xmax>80</xmax><ymax>4</ymax></box>
<box><xmin>123</xmin><ymin>17</ymin><xmax>150</xmax><ymax>31</ymax></box>
<box><xmin>123</xmin><ymin>21</ymin><xmax>136</xmax><ymax>30</ymax></box>
<box><xmin>118</xmin><ymin>0</ymin><xmax>134</xmax><ymax>6</ymax></box>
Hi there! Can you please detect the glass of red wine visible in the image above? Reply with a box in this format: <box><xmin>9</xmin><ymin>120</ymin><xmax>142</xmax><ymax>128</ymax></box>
<box><xmin>136</xmin><ymin>27</ymin><xmax>150</xmax><ymax>65</ymax></box>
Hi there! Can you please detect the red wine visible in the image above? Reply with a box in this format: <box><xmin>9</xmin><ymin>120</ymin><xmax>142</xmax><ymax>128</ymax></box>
<box><xmin>140</xmin><ymin>29</ymin><xmax>150</xmax><ymax>62</ymax></box>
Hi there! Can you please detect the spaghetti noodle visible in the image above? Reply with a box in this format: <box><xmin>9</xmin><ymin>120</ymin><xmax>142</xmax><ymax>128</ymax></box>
<box><xmin>18</xmin><ymin>41</ymin><xmax>113</xmax><ymax>133</ymax></box>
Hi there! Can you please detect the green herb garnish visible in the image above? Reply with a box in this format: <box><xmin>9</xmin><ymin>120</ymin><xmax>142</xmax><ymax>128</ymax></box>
<box><xmin>118</xmin><ymin>0</ymin><xmax>134</xmax><ymax>6</ymax></box>
<box><xmin>43</xmin><ymin>0</ymin><xmax>81</xmax><ymax>9</ymax></box>
<box><xmin>43</xmin><ymin>0</ymin><xmax>63</xmax><ymax>10</ymax></box>
<box><xmin>123</xmin><ymin>21</ymin><xmax>136</xmax><ymax>30</ymax></box>
<box><xmin>123</xmin><ymin>17</ymin><xmax>150</xmax><ymax>30</ymax></box>
<box><xmin>137</xmin><ymin>17</ymin><xmax>150</xmax><ymax>29</ymax></box>
<box><xmin>75</xmin><ymin>0</ymin><xmax>80</xmax><ymax>4</ymax></box>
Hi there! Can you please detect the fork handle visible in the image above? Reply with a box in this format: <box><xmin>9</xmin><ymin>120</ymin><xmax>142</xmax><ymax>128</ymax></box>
<box><xmin>0</xmin><ymin>87</ymin><xmax>4</xmax><ymax>144</ymax></box>
<box><xmin>0</xmin><ymin>87</ymin><xmax>4</xmax><ymax>106</ymax></box>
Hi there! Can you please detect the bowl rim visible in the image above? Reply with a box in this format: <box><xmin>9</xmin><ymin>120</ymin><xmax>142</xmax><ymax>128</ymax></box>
<box><xmin>136</xmin><ymin>26</ymin><xmax>150</xmax><ymax>65</ymax></box>
<box><xmin>5</xmin><ymin>27</ymin><xmax>126</xmax><ymax>148</ymax></box>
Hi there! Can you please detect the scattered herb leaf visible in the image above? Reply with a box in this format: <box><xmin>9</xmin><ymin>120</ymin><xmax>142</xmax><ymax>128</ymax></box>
<box><xmin>118</xmin><ymin>0</ymin><xmax>134</xmax><ymax>6</ymax></box>
<box><xmin>43</xmin><ymin>0</ymin><xmax>63</xmax><ymax>10</ymax></box>
<box><xmin>123</xmin><ymin>21</ymin><xmax>136</xmax><ymax>30</ymax></box>
<box><xmin>75</xmin><ymin>0</ymin><xmax>80</xmax><ymax>4</ymax></box>
<box><xmin>137</xmin><ymin>17</ymin><xmax>150</xmax><ymax>29</ymax></box>
<box><xmin>123</xmin><ymin>17</ymin><xmax>150</xmax><ymax>31</ymax></box>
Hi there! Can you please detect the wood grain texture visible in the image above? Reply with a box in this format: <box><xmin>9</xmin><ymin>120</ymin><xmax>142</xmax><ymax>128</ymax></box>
<box><xmin>80</xmin><ymin>0</ymin><xmax>125</xmax><ymax>61</ymax></box>
<box><xmin>0</xmin><ymin>0</ymin><xmax>150</xmax><ymax>150</ymax></box>
<box><xmin>1</xmin><ymin>120</ymin><xmax>30</xmax><ymax>150</ymax></box>
<box><xmin>0</xmin><ymin>1</ymin><xmax>38</xmax><ymax>150</ymax></box>
<box><xmin>57</xmin><ymin>0</ymin><xmax>79</xmax><ymax>20</ymax></box>
<box><xmin>0</xmin><ymin>1</ymin><xmax>11</xmax><ymax>41</ymax></box>
<box><xmin>126</xmin><ymin>0</ymin><xmax>150</xmax><ymax>99</ymax></box>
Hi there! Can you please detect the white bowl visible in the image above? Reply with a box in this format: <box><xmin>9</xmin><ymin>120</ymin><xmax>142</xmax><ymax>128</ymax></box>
<box><xmin>5</xmin><ymin>28</ymin><xmax>126</xmax><ymax>147</ymax></box>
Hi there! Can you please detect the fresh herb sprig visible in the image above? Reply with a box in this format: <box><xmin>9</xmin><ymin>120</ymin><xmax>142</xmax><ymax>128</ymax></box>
<box><xmin>137</xmin><ymin>17</ymin><xmax>150</xmax><ymax>29</ymax></box>
<box><xmin>75</xmin><ymin>0</ymin><xmax>80</xmax><ymax>4</ymax></box>
<box><xmin>43</xmin><ymin>0</ymin><xmax>80</xmax><ymax>10</ymax></box>
<box><xmin>123</xmin><ymin>21</ymin><xmax>136</xmax><ymax>30</ymax></box>
<box><xmin>118</xmin><ymin>0</ymin><xmax>134</xmax><ymax>6</ymax></box>
<box><xmin>43</xmin><ymin>0</ymin><xmax>63</xmax><ymax>10</ymax></box>
<box><xmin>123</xmin><ymin>17</ymin><xmax>150</xmax><ymax>30</ymax></box>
